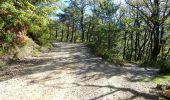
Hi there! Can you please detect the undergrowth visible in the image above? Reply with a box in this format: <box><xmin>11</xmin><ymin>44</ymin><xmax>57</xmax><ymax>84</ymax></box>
<box><xmin>86</xmin><ymin>42</ymin><xmax>124</xmax><ymax>65</ymax></box>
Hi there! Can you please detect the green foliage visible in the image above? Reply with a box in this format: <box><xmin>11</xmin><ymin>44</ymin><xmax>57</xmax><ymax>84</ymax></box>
<box><xmin>27</xmin><ymin>1</ymin><xmax>56</xmax><ymax>45</ymax></box>
<box><xmin>29</xmin><ymin>21</ymin><xmax>51</xmax><ymax>45</ymax></box>
<box><xmin>3</xmin><ymin>32</ymin><xmax>16</xmax><ymax>43</ymax></box>
<box><xmin>0</xmin><ymin>0</ymin><xmax>58</xmax><ymax>58</ymax></box>
<box><xmin>0</xmin><ymin>47</ymin><xmax>4</xmax><ymax>56</ymax></box>
<box><xmin>153</xmin><ymin>75</ymin><xmax>170</xmax><ymax>85</ymax></box>
<box><xmin>32</xmin><ymin>48</ymin><xmax>40</xmax><ymax>56</ymax></box>
<box><xmin>87</xmin><ymin>42</ymin><xmax>123</xmax><ymax>65</ymax></box>
<box><xmin>0</xmin><ymin>1</ymin><xmax>32</xmax><ymax>28</ymax></box>
<box><xmin>0</xmin><ymin>60</ymin><xmax>7</xmax><ymax>67</ymax></box>
<box><xmin>158</xmin><ymin>60</ymin><xmax>170</xmax><ymax>74</ymax></box>
<box><xmin>143</xmin><ymin>75</ymin><xmax>170</xmax><ymax>85</ymax></box>
<box><xmin>0</xmin><ymin>0</ymin><xmax>58</xmax><ymax>46</ymax></box>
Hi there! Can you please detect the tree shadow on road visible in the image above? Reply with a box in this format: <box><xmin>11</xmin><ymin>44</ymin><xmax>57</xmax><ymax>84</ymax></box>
<box><xmin>0</xmin><ymin>42</ymin><xmax>158</xmax><ymax>83</ymax></box>
<box><xmin>74</xmin><ymin>83</ymin><xmax>159</xmax><ymax>100</ymax></box>
<box><xmin>0</xmin><ymin>42</ymin><xmax>159</xmax><ymax>99</ymax></box>
<box><xmin>0</xmin><ymin>43</ymin><xmax>90</xmax><ymax>81</ymax></box>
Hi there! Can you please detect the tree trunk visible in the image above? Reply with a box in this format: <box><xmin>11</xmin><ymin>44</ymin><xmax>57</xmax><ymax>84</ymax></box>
<box><xmin>108</xmin><ymin>18</ymin><xmax>112</xmax><ymax>50</ymax></box>
<box><xmin>66</xmin><ymin>25</ymin><xmax>70</xmax><ymax>42</ymax></box>
<box><xmin>80</xmin><ymin>10</ymin><xmax>85</xmax><ymax>42</ymax></box>
<box><xmin>61</xmin><ymin>26</ymin><xmax>64</xmax><ymax>42</ymax></box>
<box><xmin>123</xmin><ymin>31</ymin><xmax>127</xmax><ymax>59</ymax></box>
<box><xmin>150</xmin><ymin>0</ymin><xmax>160</xmax><ymax>61</ymax></box>
<box><xmin>130</xmin><ymin>32</ymin><xmax>134</xmax><ymax>61</ymax></box>
<box><xmin>151</xmin><ymin>36</ymin><xmax>160</xmax><ymax>61</ymax></box>
<box><xmin>86</xmin><ymin>21</ymin><xmax>91</xmax><ymax>42</ymax></box>
<box><xmin>70</xmin><ymin>18</ymin><xmax>75</xmax><ymax>42</ymax></box>
<box><xmin>56</xmin><ymin>28</ymin><xmax>58</xmax><ymax>40</ymax></box>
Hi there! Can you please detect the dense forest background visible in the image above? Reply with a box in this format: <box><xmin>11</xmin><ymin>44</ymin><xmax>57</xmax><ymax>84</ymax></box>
<box><xmin>0</xmin><ymin>0</ymin><xmax>170</xmax><ymax>73</ymax></box>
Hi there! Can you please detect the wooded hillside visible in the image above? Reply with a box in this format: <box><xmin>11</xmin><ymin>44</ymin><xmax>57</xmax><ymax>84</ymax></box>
<box><xmin>55</xmin><ymin>0</ymin><xmax>170</xmax><ymax>73</ymax></box>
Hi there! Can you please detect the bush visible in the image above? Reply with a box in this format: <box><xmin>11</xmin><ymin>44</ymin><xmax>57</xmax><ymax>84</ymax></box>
<box><xmin>0</xmin><ymin>32</ymin><xmax>16</xmax><ymax>44</ymax></box>
<box><xmin>158</xmin><ymin>60</ymin><xmax>170</xmax><ymax>74</ymax></box>
<box><xmin>0</xmin><ymin>60</ymin><xmax>7</xmax><ymax>67</ymax></box>
<box><xmin>29</xmin><ymin>24</ymin><xmax>52</xmax><ymax>46</ymax></box>
<box><xmin>104</xmin><ymin>50</ymin><xmax>113</xmax><ymax>59</ymax></box>
<box><xmin>0</xmin><ymin>47</ymin><xmax>4</xmax><ymax>57</ymax></box>
<box><xmin>86</xmin><ymin>42</ymin><xmax>124</xmax><ymax>64</ymax></box>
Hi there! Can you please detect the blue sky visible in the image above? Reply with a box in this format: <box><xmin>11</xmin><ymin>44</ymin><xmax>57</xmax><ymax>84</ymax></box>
<box><xmin>60</xmin><ymin>0</ymin><xmax>125</xmax><ymax>6</ymax></box>
<box><xmin>55</xmin><ymin>0</ymin><xmax>126</xmax><ymax>15</ymax></box>
<box><xmin>51</xmin><ymin>0</ymin><xmax>125</xmax><ymax>20</ymax></box>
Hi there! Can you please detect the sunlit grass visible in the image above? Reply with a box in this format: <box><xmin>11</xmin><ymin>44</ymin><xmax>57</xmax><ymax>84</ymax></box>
<box><xmin>153</xmin><ymin>75</ymin><xmax>170</xmax><ymax>84</ymax></box>
<box><xmin>0</xmin><ymin>48</ymin><xmax>4</xmax><ymax>57</ymax></box>
<box><xmin>0</xmin><ymin>60</ymin><xmax>7</xmax><ymax>67</ymax></box>
<box><xmin>143</xmin><ymin>75</ymin><xmax>170</xmax><ymax>85</ymax></box>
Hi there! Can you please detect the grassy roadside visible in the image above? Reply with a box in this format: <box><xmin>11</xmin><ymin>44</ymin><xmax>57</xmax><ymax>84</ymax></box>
<box><xmin>153</xmin><ymin>75</ymin><xmax>170</xmax><ymax>85</ymax></box>
<box><xmin>143</xmin><ymin>75</ymin><xmax>170</xmax><ymax>85</ymax></box>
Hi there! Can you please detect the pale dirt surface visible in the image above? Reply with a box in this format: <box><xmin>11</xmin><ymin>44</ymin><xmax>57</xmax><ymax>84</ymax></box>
<box><xmin>0</xmin><ymin>42</ymin><xmax>159</xmax><ymax>100</ymax></box>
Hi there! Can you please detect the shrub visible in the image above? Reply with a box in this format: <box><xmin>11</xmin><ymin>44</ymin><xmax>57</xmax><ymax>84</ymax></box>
<box><xmin>3</xmin><ymin>32</ymin><xmax>16</xmax><ymax>43</ymax></box>
<box><xmin>158</xmin><ymin>60</ymin><xmax>170</xmax><ymax>74</ymax></box>
<box><xmin>0</xmin><ymin>47</ymin><xmax>4</xmax><ymax>56</ymax></box>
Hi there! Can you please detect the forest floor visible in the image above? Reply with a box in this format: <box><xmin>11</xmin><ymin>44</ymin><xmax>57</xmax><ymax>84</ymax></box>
<box><xmin>0</xmin><ymin>42</ymin><xmax>159</xmax><ymax>100</ymax></box>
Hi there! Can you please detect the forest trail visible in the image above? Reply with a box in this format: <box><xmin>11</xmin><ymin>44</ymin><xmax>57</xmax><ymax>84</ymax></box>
<box><xmin>0</xmin><ymin>42</ymin><xmax>159</xmax><ymax>100</ymax></box>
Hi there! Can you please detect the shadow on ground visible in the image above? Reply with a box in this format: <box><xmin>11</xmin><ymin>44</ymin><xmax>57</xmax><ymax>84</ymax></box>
<box><xmin>0</xmin><ymin>42</ymin><xmax>157</xmax><ymax>81</ymax></box>
<box><xmin>0</xmin><ymin>42</ymin><xmax>159</xmax><ymax>99</ymax></box>
<box><xmin>74</xmin><ymin>83</ymin><xmax>158</xmax><ymax>100</ymax></box>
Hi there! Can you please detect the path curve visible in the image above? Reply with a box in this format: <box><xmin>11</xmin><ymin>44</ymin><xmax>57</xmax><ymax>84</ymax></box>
<box><xmin>0</xmin><ymin>42</ymin><xmax>158</xmax><ymax>100</ymax></box>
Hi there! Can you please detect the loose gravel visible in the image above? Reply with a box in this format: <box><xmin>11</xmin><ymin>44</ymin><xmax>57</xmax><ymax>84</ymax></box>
<box><xmin>0</xmin><ymin>42</ymin><xmax>159</xmax><ymax>100</ymax></box>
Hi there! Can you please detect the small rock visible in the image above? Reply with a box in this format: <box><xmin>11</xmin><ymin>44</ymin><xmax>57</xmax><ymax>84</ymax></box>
<box><xmin>156</xmin><ymin>84</ymin><xmax>170</xmax><ymax>91</ymax></box>
<box><xmin>163</xmin><ymin>90</ymin><xmax>170</xmax><ymax>98</ymax></box>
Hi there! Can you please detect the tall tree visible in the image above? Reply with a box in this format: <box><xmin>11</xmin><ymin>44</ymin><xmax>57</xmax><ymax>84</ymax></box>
<box><xmin>126</xmin><ymin>0</ymin><xmax>170</xmax><ymax>60</ymax></box>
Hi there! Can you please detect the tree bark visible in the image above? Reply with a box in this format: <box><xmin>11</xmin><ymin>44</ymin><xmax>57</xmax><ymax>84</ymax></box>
<box><xmin>70</xmin><ymin>18</ymin><xmax>75</xmax><ymax>42</ymax></box>
<box><xmin>123</xmin><ymin>31</ymin><xmax>127</xmax><ymax>59</ymax></box>
<box><xmin>150</xmin><ymin>0</ymin><xmax>160</xmax><ymax>61</ymax></box>
<box><xmin>80</xmin><ymin>10</ymin><xmax>85</xmax><ymax>42</ymax></box>
<box><xmin>66</xmin><ymin>25</ymin><xmax>70</xmax><ymax>42</ymax></box>
<box><xmin>61</xmin><ymin>26</ymin><xmax>64</xmax><ymax>42</ymax></box>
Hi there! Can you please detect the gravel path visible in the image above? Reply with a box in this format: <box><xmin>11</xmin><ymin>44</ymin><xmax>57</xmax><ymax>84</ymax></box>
<box><xmin>0</xmin><ymin>42</ymin><xmax>159</xmax><ymax>100</ymax></box>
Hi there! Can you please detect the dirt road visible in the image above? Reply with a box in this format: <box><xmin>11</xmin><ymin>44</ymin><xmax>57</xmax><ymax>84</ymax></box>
<box><xmin>0</xmin><ymin>42</ymin><xmax>158</xmax><ymax>100</ymax></box>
